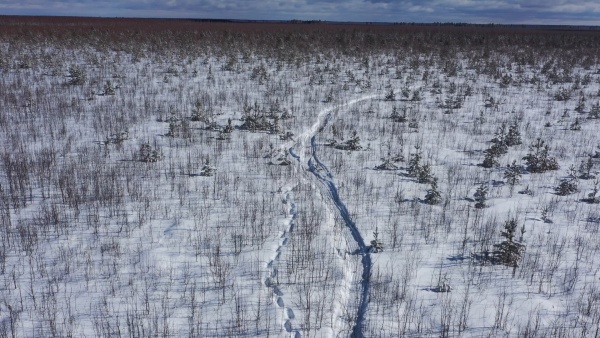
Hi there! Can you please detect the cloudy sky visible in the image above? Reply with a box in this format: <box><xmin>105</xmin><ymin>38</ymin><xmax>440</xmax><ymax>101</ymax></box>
<box><xmin>1</xmin><ymin>0</ymin><xmax>599</xmax><ymax>25</ymax></box>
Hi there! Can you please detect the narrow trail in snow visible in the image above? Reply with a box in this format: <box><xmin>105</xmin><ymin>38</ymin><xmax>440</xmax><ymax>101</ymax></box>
<box><xmin>264</xmin><ymin>186</ymin><xmax>302</xmax><ymax>338</ymax></box>
<box><xmin>289</xmin><ymin>95</ymin><xmax>376</xmax><ymax>338</ymax></box>
<box><xmin>308</xmin><ymin>137</ymin><xmax>372</xmax><ymax>338</ymax></box>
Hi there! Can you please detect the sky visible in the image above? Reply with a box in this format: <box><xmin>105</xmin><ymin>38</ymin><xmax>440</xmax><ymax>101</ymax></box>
<box><xmin>1</xmin><ymin>0</ymin><xmax>599</xmax><ymax>26</ymax></box>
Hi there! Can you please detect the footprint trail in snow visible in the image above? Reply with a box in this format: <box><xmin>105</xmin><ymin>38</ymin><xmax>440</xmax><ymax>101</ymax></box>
<box><xmin>264</xmin><ymin>185</ymin><xmax>302</xmax><ymax>337</ymax></box>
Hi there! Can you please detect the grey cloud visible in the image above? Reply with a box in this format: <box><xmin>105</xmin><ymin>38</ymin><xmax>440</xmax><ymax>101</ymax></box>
<box><xmin>0</xmin><ymin>0</ymin><xmax>596</xmax><ymax>24</ymax></box>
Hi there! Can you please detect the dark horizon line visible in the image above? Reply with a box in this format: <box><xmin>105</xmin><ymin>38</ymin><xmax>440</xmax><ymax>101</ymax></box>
<box><xmin>1</xmin><ymin>14</ymin><xmax>599</xmax><ymax>30</ymax></box>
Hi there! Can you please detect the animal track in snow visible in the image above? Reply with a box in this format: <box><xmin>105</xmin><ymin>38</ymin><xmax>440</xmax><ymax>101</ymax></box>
<box><xmin>264</xmin><ymin>185</ymin><xmax>302</xmax><ymax>338</ymax></box>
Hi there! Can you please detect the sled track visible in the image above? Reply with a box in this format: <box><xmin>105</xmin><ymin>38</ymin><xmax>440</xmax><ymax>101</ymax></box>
<box><xmin>308</xmin><ymin>137</ymin><xmax>371</xmax><ymax>338</ymax></box>
<box><xmin>290</xmin><ymin>96</ymin><xmax>376</xmax><ymax>338</ymax></box>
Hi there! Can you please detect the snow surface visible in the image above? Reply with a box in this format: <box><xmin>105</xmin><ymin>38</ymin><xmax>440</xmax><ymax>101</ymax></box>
<box><xmin>1</xmin><ymin>27</ymin><xmax>600</xmax><ymax>338</ymax></box>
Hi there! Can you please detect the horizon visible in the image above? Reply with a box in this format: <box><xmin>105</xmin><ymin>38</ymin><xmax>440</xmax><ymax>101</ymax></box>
<box><xmin>1</xmin><ymin>15</ymin><xmax>599</xmax><ymax>29</ymax></box>
<box><xmin>1</xmin><ymin>0</ymin><xmax>599</xmax><ymax>27</ymax></box>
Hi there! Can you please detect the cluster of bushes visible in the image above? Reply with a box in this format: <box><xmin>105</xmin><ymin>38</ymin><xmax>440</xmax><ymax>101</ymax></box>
<box><xmin>481</xmin><ymin>122</ymin><xmax>522</xmax><ymax>168</ymax></box>
<box><xmin>239</xmin><ymin>101</ymin><xmax>291</xmax><ymax>134</ymax></box>
<box><xmin>326</xmin><ymin>130</ymin><xmax>362</xmax><ymax>151</ymax></box>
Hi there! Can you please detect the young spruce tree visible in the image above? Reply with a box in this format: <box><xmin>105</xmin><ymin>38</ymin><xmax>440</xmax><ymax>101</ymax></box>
<box><xmin>494</xmin><ymin>218</ymin><xmax>525</xmax><ymax>268</ymax></box>
<box><xmin>424</xmin><ymin>177</ymin><xmax>442</xmax><ymax>205</ymax></box>
<box><xmin>474</xmin><ymin>183</ymin><xmax>488</xmax><ymax>209</ymax></box>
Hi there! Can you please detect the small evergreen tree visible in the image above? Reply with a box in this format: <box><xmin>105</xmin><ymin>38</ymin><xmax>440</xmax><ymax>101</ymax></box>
<box><xmin>487</xmin><ymin>142</ymin><xmax>508</xmax><ymax>157</ymax></box>
<box><xmin>104</xmin><ymin>130</ymin><xmax>129</xmax><ymax>146</ymax></box>
<box><xmin>481</xmin><ymin>140</ymin><xmax>508</xmax><ymax>169</ymax></box>
<box><xmin>503</xmin><ymin>160</ymin><xmax>522</xmax><ymax>195</ymax></box>
<box><xmin>554</xmin><ymin>87</ymin><xmax>571</xmax><ymax>101</ymax></box>
<box><xmin>103</xmin><ymin>80</ymin><xmax>115</xmax><ymax>95</ymax></box>
<box><xmin>344</xmin><ymin>130</ymin><xmax>362</xmax><ymax>151</ymax></box>
<box><xmin>166</xmin><ymin>120</ymin><xmax>179</xmax><ymax>137</ymax></box>
<box><xmin>541</xmin><ymin>206</ymin><xmax>552</xmax><ymax>223</ymax></box>
<box><xmin>474</xmin><ymin>183</ymin><xmax>488</xmax><ymax>209</ymax></box>
<box><xmin>493</xmin><ymin>218</ymin><xmax>525</xmax><ymax>268</ymax></box>
<box><xmin>555</xmin><ymin>177</ymin><xmax>578</xmax><ymax>196</ymax></box>
<box><xmin>570</xmin><ymin>117</ymin><xmax>582</xmax><ymax>131</ymax></box>
<box><xmin>491</xmin><ymin>123</ymin><xmax>507</xmax><ymax>145</ymax></box>
<box><xmin>222</xmin><ymin>118</ymin><xmax>234</xmax><ymax>134</ymax></box>
<box><xmin>375</xmin><ymin>158</ymin><xmax>398</xmax><ymax>171</ymax></box>
<box><xmin>390</xmin><ymin>106</ymin><xmax>408</xmax><ymax>122</ymax></box>
<box><xmin>417</xmin><ymin>163</ymin><xmax>433</xmax><ymax>184</ymax></box>
<box><xmin>216</xmin><ymin>130</ymin><xmax>230</xmax><ymax>140</ymax></box>
<box><xmin>407</xmin><ymin>147</ymin><xmax>422</xmax><ymax>177</ymax></box>
<box><xmin>370</xmin><ymin>227</ymin><xmax>383</xmax><ymax>253</ymax></box>
<box><xmin>505</xmin><ymin>122</ymin><xmax>522</xmax><ymax>146</ymax></box>
<box><xmin>523</xmin><ymin>138</ymin><xmax>559</xmax><ymax>173</ymax></box>
<box><xmin>411</xmin><ymin>89</ymin><xmax>422</xmax><ymax>102</ymax></box>
<box><xmin>567</xmin><ymin>164</ymin><xmax>578</xmax><ymax>179</ymax></box>
<box><xmin>402</xmin><ymin>86</ymin><xmax>411</xmax><ymax>99</ymax></box>
<box><xmin>200</xmin><ymin>159</ymin><xmax>216</xmax><ymax>177</ymax></box>
<box><xmin>408</xmin><ymin>118</ymin><xmax>419</xmax><ymax>130</ymax></box>
<box><xmin>481</xmin><ymin>151</ymin><xmax>500</xmax><ymax>168</ymax></box>
<box><xmin>138</xmin><ymin>143</ymin><xmax>162</xmax><ymax>163</ymax></box>
<box><xmin>191</xmin><ymin>99</ymin><xmax>205</xmax><ymax>122</ymax></box>
<box><xmin>424</xmin><ymin>177</ymin><xmax>442</xmax><ymax>205</ymax></box>
<box><xmin>578</xmin><ymin>157</ymin><xmax>595</xmax><ymax>179</ymax></box>
<box><xmin>384</xmin><ymin>88</ymin><xmax>396</xmax><ymax>101</ymax></box>
<box><xmin>575</xmin><ymin>95</ymin><xmax>586</xmax><ymax>113</ymax></box>
<box><xmin>270</xmin><ymin>115</ymin><xmax>281</xmax><ymax>134</ymax></box>
<box><xmin>67</xmin><ymin>64</ymin><xmax>86</xmax><ymax>85</ymax></box>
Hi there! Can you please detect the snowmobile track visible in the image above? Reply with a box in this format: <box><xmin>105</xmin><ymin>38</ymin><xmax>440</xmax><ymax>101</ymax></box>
<box><xmin>289</xmin><ymin>95</ymin><xmax>376</xmax><ymax>337</ymax></box>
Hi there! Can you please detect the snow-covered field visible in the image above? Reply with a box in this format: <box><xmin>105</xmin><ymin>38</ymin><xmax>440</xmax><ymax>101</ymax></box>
<box><xmin>1</xmin><ymin>18</ymin><xmax>600</xmax><ymax>337</ymax></box>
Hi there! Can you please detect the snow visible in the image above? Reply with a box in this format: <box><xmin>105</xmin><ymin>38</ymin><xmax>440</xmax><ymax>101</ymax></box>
<box><xmin>1</xmin><ymin>21</ymin><xmax>600</xmax><ymax>337</ymax></box>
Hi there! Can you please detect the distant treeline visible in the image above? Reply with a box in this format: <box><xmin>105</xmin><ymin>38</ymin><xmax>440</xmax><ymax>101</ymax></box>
<box><xmin>1</xmin><ymin>15</ymin><xmax>599</xmax><ymax>61</ymax></box>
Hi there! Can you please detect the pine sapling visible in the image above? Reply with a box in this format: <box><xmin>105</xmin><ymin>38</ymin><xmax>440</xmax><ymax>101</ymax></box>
<box><xmin>407</xmin><ymin>146</ymin><xmax>422</xmax><ymax>177</ymax></box>
<box><xmin>555</xmin><ymin>177</ymin><xmax>578</xmax><ymax>196</ymax></box>
<box><xmin>390</xmin><ymin>106</ymin><xmax>408</xmax><ymax>122</ymax></box>
<box><xmin>384</xmin><ymin>88</ymin><xmax>396</xmax><ymax>101</ymax></box>
<box><xmin>424</xmin><ymin>177</ymin><xmax>442</xmax><ymax>205</ymax></box>
<box><xmin>570</xmin><ymin>117</ymin><xmax>582</xmax><ymax>131</ymax></box>
<box><xmin>481</xmin><ymin>151</ymin><xmax>500</xmax><ymax>168</ymax></box>
<box><xmin>138</xmin><ymin>143</ymin><xmax>162</xmax><ymax>163</ymax></box>
<box><xmin>474</xmin><ymin>183</ymin><xmax>488</xmax><ymax>209</ymax></box>
<box><xmin>200</xmin><ymin>158</ymin><xmax>216</xmax><ymax>177</ymax></box>
<box><xmin>503</xmin><ymin>160</ymin><xmax>522</xmax><ymax>195</ymax></box>
<box><xmin>541</xmin><ymin>206</ymin><xmax>552</xmax><ymax>223</ymax></box>
<box><xmin>493</xmin><ymin>218</ymin><xmax>525</xmax><ymax>268</ymax></box>
<box><xmin>417</xmin><ymin>163</ymin><xmax>433</xmax><ymax>184</ymax></box>
<box><xmin>370</xmin><ymin>227</ymin><xmax>383</xmax><ymax>253</ymax></box>
<box><xmin>523</xmin><ymin>138</ymin><xmax>559</xmax><ymax>173</ymax></box>
<box><xmin>103</xmin><ymin>80</ymin><xmax>116</xmax><ymax>95</ymax></box>
<box><xmin>578</xmin><ymin>157</ymin><xmax>594</xmax><ymax>179</ymax></box>
<box><xmin>505</xmin><ymin>122</ymin><xmax>522</xmax><ymax>146</ymax></box>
